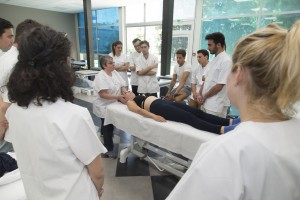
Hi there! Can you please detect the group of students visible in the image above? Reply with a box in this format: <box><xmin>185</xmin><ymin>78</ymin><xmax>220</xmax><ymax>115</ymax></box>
<box><xmin>165</xmin><ymin>32</ymin><xmax>232</xmax><ymax>119</ymax></box>
<box><xmin>108</xmin><ymin>39</ymin><xmax>160</xmax><ymax>97</ymax></box>
<box><xmin>93</xmin><ymin>32</ymin><xmax>235</xmax><ymax>157</ymax></box>
<box><xmin>0</xmin><ymin>16</ymin><xmax>300</xmax><ymax>199</ymax></box>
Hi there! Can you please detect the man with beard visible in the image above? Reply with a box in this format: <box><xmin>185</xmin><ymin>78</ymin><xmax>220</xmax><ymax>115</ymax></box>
<box><xmin>198</xmin><ymin>32</ymin><xmax>232</xmax><ymax>117</ymax></box>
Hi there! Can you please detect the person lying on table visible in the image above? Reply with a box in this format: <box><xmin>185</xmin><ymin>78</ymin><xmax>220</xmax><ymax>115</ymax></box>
<box><xmin>125</xmin><ymin>93</ymin><xmax>239</xmax><ymax>134</ymax></box>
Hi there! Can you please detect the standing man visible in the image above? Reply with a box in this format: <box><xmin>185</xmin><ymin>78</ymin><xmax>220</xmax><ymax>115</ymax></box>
<box><xmin>129</xmin><ymin>38</ymin><xmax>142</xmax><ymax>96</ymax></box>
<box><xmin>199</xmin><ymin>32</ymin><xmax>232</xmax><ymax>117</ymax></box>
<box><xmin>165</xmin><ymin>49</ymin><xmax>192</xmax><ymax>103</ymax></box>
<box><xmin>0</xmin><ymin>18</ymin><xmax>14</xmax><ymax>152</ymax></box>
<box><xmin>0</xmin><ymin>19</ymin><xmax>41</xmax><ymax>152</ymax></box>
<box><xmin>136</xmin><ymin>40</ymin><xmax>159</xmax><ymax>97</ymax></box>
<box><xmin>189</xmin><ymin>49</ymin><xmax>209</xmax><ymax>108</ymax></box>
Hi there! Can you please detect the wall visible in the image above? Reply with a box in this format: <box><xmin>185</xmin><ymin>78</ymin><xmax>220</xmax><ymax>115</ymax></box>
<box><xmin>0</xmin><ymin>4</ymin><xmax>78</xmax><ymax>59</ymax></box>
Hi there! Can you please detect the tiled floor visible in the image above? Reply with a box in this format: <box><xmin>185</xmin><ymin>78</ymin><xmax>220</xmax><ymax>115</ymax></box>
<box><xmin>74</xmin><ymin>93</ymin><xmax>179</xmax><ymax>200</ymax></box>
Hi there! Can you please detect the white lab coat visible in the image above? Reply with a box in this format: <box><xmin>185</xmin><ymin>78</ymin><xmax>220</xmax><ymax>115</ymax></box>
<box><xmin>0</xmin><ymin>46</ymin><xmax>18</xmax><ymax>102</ymax></box>
<box><xmin>129</xmin><ymin>51</ymin><xmax>142</xmax><ymax>86</ymax></box>
<box><xmin>190</xmin><ymin>64</ymin><xmax>208</xmax><ymax>100</ymax></box>
<box><xmin>202</xmin><ymin>51</ymin><xmax>232</xmax><ymax>113</ymax></box>
<box><xmin>167</xmin><ymin>119</ymin><xmax>300</xmax><ymax>200</ymax></box>
<box><xmin>5</xmin><ymin>98</ymin><xmax>107</xmax><ymax>200</ymax></box>
<box><xmin>93</xmin><ymin>70</ymin><xmax>125</xmax><ymax>118</ymax></box>
<box><xmin>109</xmin><ymin>53</ymin><xmax>129</xmax><ymax>86</ymax></box>
<box><xmin>136</xmin><ymin>54</ymin><xmax>159</xmax><ymax>93</ymax></box>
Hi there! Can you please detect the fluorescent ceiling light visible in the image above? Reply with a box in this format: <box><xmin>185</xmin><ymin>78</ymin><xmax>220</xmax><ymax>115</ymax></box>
<box><xmin>275</xmin><ymin>21</ymin><xmax>283</xmax><ymax>24</ymax></box>
<box><xmin>241</xmin><ymin>23</ymin><xmax>251</xmax><ymax>25</ymax></box>
<box><xmin>264</xmin><ymin>16</ymin><xmax>277</xmax><ymax>20</ymax></box>
<box><xmin>202</xmin><ymin>19</ymin><xmax>213</xmax><ymax>22</ymax></box>
<box><xmin>251</xmin><ymin>7</ymin><xmax>268</xmax><ymax>12</ymax></box>
<box><xmin>229</xmin><ymin>18</ymin><xmax>241</xmax><ymax>21</ymax></box>
<box><xmin>234</xmin><ymin>0</ymin><xmax>252</xmax><ymax>2</ymax></box>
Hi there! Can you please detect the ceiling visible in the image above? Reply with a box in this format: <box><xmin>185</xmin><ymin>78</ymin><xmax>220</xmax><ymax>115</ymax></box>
<box><xmin>0</xmin><ymin>0</ymin><xmax>155</xmax><ymax>13</ymax></box>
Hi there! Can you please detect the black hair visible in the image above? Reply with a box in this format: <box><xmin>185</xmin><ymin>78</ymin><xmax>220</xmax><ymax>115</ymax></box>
<box><xmin>0</xmin><ymin>18</ymin><xmax>14</xmax><ymax>36</ymax></box>
<box><xmin>111</xmin><ymin>40</ymin><xmax>122</xmax><ymax>56</ymax></box>
<box><xmin>15</xmin><ymin>19</ymin><xmax>42</xmax><ymax>44</ymax></box>
<box><xmin>7</xmin><ymin>26</ymin><xmax>75</xmax><ymax>107</ymax></box>
<box><xmin>132</xmin><ymin>38</ymin><xmax>141</xmax><ymax>44</ymax></box>
<box><xmin>139</xmin><ymin>40</ymin><xmax>150</xmax><ymax>47</ymax></box>
<box><xmin>197</xmin><ymin>49</ymin><xmax>209</xmax><ymax>59</ymax></box>
<box><xmin>176</xmin><ymin>49</ymin><xmax>186</xmax><ymax>57</ymax></box>
<box><xmin>205</xmin><ymin>32</ymin><xmax>226</xmax><ymax>48</ymax></box>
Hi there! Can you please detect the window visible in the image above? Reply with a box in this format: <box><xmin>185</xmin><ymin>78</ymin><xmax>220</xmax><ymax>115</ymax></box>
<box><xmin>201</xmin><ymin>0</ymin><xmax>300</xmax><ymax>57</ymax></box>
<box><xmin>78</xmin><ymin>7</ymin><xmax>119</xmax><ymax>65</ymax></box>
<box><xmin>125</xmin><ymin>4</ymin><xmax>144</xmax><ymax>24</ymax></box>
<box><xmin>145</xmin><ymin>0</ymin><xmax>163</xmax><ymax>22</ymax></box>
<box><xmin>125</xmin><ymin>0</ymin><xmax>196</xmax><ymax>75</ymax></box>
<box><xmin>201</xmin><ymin>17</ymin><xmax>257</xmax><ymax>58</ymax></box>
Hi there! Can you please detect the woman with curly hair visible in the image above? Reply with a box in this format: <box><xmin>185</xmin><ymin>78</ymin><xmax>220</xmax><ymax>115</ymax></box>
<box><xmin>5</xmin><ymin>26</ymin><xmax>106</xmax><ymax>200</ymax></box>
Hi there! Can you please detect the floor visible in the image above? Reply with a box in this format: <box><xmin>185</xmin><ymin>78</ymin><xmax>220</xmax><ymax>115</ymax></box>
<box><xmin>74</xmin><ymin>93</ymin><xmax>179</xmax><ymax>200</ymax></box>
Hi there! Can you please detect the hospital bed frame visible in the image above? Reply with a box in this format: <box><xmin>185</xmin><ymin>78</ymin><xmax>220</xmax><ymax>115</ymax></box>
<box><xmin>105</xmin><ymin>102</ymin><xmax>218</xmax><ymax>177</ymax></box>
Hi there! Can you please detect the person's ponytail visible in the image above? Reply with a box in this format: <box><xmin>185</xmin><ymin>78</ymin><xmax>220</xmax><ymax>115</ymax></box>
<box><xmin>276</xmin><ymin>20</ymin><xmax>300</xmax><ymax>116</ymax></box>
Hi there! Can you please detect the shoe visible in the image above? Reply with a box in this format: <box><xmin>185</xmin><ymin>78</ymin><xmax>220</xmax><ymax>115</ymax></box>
<box><xmin>105</xmin><ymin>151</ymin><xmax>117</xmax><ymax>159</ymax></box>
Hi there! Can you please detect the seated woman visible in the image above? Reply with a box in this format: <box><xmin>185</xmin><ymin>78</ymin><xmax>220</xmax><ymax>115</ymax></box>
<box><xmin>125</xmin><ymin>93</ymin><xmax>239</xmax><ymax>134</ymax></box>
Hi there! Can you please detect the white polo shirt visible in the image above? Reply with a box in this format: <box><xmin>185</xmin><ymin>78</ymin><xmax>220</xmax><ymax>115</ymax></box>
<box><xmin>108</xmin><ymin>53</ymin><xmax>129</xmax><ymax>86</ymax></box>
<box><xmin>93</xmin><ymin>70</ymin><xmax>125</xmax><ymax>118</ymax></box>
<box><xmin>5</xmin><ymin>99</ymin><xmax>107</xmax><ymax>200</ymax></box>
<box><xmin>202</xmin><ymin>51</ymin><xmax>232</xmax><ymax>113</ymax></box>
<box><xmin>136</xmin><ymin>54</ymin><xmax>159</xmax><ymax>94</ymax></box>
<box><xmin>129</xmin><ymin>51</ymin><xmax>142</xmax><ymax>86</ymax></box>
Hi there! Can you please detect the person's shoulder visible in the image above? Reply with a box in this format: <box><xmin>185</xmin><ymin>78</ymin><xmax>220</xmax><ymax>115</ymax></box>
<box><xmin>94</xmin><ymin>70</ymin><xmax>105</xmax><ymax>79</ymax></box>
<box><xmin>0</xmin><ymin>46</ymin><xmax>17</xmax><ymax>61</ymax></box>
<box><xmin>203</xmin><ymin>123</ymin><xmax>262</xmax><ymax>153</ymax></box>
<box><xmin>183</xmin><ymin>62</ymin><xmax>192</xmax><ymax>69</ymax></box>
<box><xmin>220</xmin><ymin>51</ymin><xmax>232</xmax><ymax>61</ymax></box>
<box><xmin>149</xmin><ymin>54</ymin><xmax>158</xmax><ymax>59</ymax></box>
<box><xmin>55</xmin><ymin>99</ymin><xmax>90</xmax><ymax>116</ymax></box>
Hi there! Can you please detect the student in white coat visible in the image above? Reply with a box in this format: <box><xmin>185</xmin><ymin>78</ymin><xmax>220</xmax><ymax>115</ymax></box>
<box><xmin>6</xmin><ymin>26</ymin><xmax>107</xmax><ymax>200</ymax></box>
<box><xmin>199</xmin><ymin>32</ymin><xmax>232</xmax><ymax>118</ymax></box>
<box><xmin>136</xmin><ymin>40</ymin><xmax>159</xmax><ymax>97</ymax></box>
<box><xmin>0</xmin><ymin>19</ymin><xmax>41</xmax><ymax>153</ymax></box>
<box><xmin>109</xmin><ymin>41</ymin><xmax>129</xmax><ymax>89</ymax></box>
<box><xmin>167</xmin><ymin>21</ymin><xmax>300</xmax><ymax>200</ymax></box>
<box><xmin>129</xmin><ymin>38</ymin><xmax>142</xmax><ymax>96</ymax></box>
<box><xmin>93</xmin><ymin>55</ymin><xmax>130</xmax><ymax>158</ymax></box>
<box><xmin>0</xmin><ymin>18</ymin><xmax>14</xmax><ymax>152</ymax></box>
<box><xmin>189</xmin><ymin>49</ymin><xmax>209</xmax><ymax>108</ymax></box>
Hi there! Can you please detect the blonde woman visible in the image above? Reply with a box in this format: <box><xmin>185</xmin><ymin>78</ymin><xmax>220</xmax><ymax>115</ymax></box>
<box><xmin>167</xmin><ymin>21</ymin><xmax>300</xmax><ymax>199</ymax></box>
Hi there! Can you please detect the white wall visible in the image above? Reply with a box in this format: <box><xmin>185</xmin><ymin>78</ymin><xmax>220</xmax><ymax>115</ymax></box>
<box><xmin>0</xmin><ymin>4</ymin><xmax>78</xmax><ymax>59</ymax></box>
